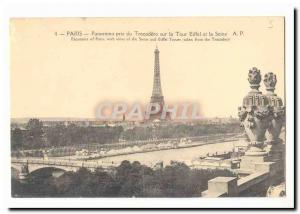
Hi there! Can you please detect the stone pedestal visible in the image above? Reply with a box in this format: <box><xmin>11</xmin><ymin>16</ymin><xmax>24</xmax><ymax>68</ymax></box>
<box><xmin>267</xmin><ymin>141</ymin><xmax>285</xmax><ymax>162</ymax></box>
<box><xmin>19</xmin><ymin>172</ymin><xmax>29</xmax><ymax>181</ymax></box>
<box><xmin>19</xmin><ymin>162</ymin><xmax>29</xmax><ymax>182</ymax></box>
<box><xmin>254</xmin><ymin>162</ymin><xmax>277</xmax><ymax>175</ymax></box>
<box><xmin>207</xmin><ymin>177</ymin><xmax>238</xmax><ymax>197</ymax></box>
<box><xmin>240</xmin><ymin>155</ymin><xmax>269</xmax><ymax>171</ymax></box>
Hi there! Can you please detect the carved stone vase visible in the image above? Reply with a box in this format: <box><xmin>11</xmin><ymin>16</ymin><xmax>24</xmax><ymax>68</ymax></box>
<box><xmin>263</xmin><ymin>72</ymin><xmax>285</xmax><ymax>144</ymax></box>
<box><xmin>238</xmin><ymin>67</ymin><xmax>271</xmax><ymax>156</ymax></box>
<box><xmin>263</xmin><ymin>72</ymin><xmax>285</xmax><ymax>160</ymax></box>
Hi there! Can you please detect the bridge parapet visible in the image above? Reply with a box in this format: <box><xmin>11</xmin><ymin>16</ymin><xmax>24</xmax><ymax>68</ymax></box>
<box><xmin>11</xmin><ymin>158</ymin><xmax>116</xmax><ymax>180</ymax></box>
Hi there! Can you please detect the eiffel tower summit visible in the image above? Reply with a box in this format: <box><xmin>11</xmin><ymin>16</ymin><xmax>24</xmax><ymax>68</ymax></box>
<box><xmin>149</xmin><ymin>47</ymin><xmax>165</xmax><ymax>120</ymax></box>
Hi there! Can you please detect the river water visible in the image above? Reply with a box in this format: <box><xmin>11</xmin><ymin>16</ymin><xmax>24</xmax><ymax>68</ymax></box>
<box><xmin>97</xmin><ymin>140</ymin><xmax>248</xmax><ymax>166</ymax></box>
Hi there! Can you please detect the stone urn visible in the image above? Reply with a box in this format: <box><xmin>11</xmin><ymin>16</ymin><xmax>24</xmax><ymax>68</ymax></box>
<box><xmin>263</xmin><ymin>72</ymin><xmax>285</xmax><ymax>161</ymax></box>
<box><xmin>238</xmin><ymin>67</ymin><xmax>272</xmax><ymax>156</ymax></box>
<box><xmin>263</xmin><ymin>72</ymin><xmax>285</xmax><ymax>144</ymax></box>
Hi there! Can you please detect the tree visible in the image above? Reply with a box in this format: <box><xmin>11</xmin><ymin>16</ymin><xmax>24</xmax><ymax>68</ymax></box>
<box><xmin>11</xmin><ymin>161</ymin><xmax>237</xmax><ymax>198</ymax></box>
<box><xmin>25</xmin><ymin>119</ymin><xmax>46</xmax><ymax>149</ymax></box>
<box><xmin>11</xmin><ymin>128</ymin><xmax>23</xmax><ymax>150</ymax></box>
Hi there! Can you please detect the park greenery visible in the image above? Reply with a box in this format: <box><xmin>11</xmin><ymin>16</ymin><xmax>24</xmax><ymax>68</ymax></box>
<box><xmin>11</xmin><ymin>119</ymin><xmax>243</xmax><ymax>150</ymax></box>
<box><xmin>12</xmin><ymin>160</ymin><xmax>236</xmax><ymax>197</ymax></box>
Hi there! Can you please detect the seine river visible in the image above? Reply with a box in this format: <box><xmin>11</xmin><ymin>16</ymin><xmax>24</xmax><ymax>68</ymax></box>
<box><xmin>97</xmin><ymin>140</ymin><xmax>248</xmax><ymax>166</ymax></box>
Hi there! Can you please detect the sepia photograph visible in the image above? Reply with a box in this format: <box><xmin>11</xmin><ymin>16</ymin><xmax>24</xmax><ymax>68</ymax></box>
<box><xmin>3</xmin><ymin>4</ymin><xmax>295</xmax><ymax>208</ymax></box>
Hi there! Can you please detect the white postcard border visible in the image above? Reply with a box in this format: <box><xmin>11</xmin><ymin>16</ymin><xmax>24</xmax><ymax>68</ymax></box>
<box><xmin>0</xmin><ymin>0</ymin><xmax>295</xmax><ymax>209</ymax></box>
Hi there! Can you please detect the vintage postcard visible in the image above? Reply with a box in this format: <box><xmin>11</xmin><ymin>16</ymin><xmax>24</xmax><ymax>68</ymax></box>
<box><xmin>8</xmin><ymin>16</ymin><xmax>293</xmax><ymax>208</ymax></box>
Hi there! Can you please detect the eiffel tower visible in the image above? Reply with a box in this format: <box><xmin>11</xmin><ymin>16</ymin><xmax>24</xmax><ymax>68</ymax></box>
<box><xmin>149</xmin><ymin>47</ymin><xmax>165</xmax><ymax>120</ymax></box>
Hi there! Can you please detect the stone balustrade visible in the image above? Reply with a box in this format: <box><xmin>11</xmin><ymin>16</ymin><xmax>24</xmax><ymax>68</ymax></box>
<box><xmin>201</xmin><ymin>161</ymin><xmax>279</xmax><ymax>197</ymax></box>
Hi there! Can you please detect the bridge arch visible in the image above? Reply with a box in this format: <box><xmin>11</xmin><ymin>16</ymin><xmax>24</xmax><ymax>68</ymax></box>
<box><xmin>28</xmin><ymin>164</ymin><xmax>78</xmax><ymax>174</ymax></box>
<box><xmin>28</xmin><ymin>166</ymin><xmax>69</xmax><ymax>178</ymax></box>
<box><xmin>28</xmin><ymin>164</ymin><xmax>77</xmax><ymax>174</ymax></box>
<box><xmin>11</xmin><ymin>162</ymin><xmax>79</xmax><ymax>179</ymax></box>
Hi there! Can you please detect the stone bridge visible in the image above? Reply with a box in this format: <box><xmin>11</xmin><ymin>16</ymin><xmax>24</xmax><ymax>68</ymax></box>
<box><xmin>11</xmin><ymin>158</ymin><xmax>117</xmax><ymax>180</ymax></box>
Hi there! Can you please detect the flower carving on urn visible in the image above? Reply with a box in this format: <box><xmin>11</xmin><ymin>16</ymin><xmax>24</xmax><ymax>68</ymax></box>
<box><xmin>263</xmin><ymin>72</ymin><xmax>285</xmax><ymax>144</ymax></box>
<box><xmin>263</xmin><ymin>72</ymin><xmax>277</xmax><ymax>90</ymax></box>
<box><xmin>248</xmin><ymin>67</ymin><xmax>262</xmax><ymax>89</ymax></box>
<box><xmin>238</xmin><ymin>67</ymin><xmax>271</xmax><ymax>155</ymax></box>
